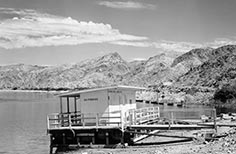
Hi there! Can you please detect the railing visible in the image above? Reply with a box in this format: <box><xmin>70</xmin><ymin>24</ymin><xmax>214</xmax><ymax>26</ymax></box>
<box><xmin>47</xmin><ymin>107</ymin><xmax>160</xmax><ymax>130</ymax></box>
<box><xmin>160</xmin><ymin>108</ymin><xmax>215</xmax><ymax>121</ymax></box>
<box><xmin>47</xmin><ymin>111</ymin><xmax>123</xmax><ymax>130</ymax></box>
<box><xmin>126</xmin><ymin>107</ymin><xmax>160</xmax><ymax>125</ymax></box>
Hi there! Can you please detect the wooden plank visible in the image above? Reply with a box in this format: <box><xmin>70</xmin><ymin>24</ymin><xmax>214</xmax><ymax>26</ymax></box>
<box><xmin>133</xmin><ymin>130</ymin><xmax>160</xmax><ymax>143</ymax></box>
<box><xmin>48</xmin><ymin>125</ymin><xmax>120</xmax><ymax>130</ymax></box>
<box><xmin>129</xmin><ymin>124</ymin><xmax>214</xmax><ymax>130</ymax></box>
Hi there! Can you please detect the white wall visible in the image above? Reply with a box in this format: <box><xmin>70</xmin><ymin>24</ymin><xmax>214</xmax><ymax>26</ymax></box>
<box><xmin>80</xmin><ymin>90</ymin><xmax>108</xmax><ymax>114</ymax></box>
<box><xmin>79</xmin><ymin>88</ymin><xmax>138</xmax><ymax>125</ymax></box>
<box><xmin>108</xmin><ymin>89</ymin><xmax>137</xmax><ymax>125</ymax></box>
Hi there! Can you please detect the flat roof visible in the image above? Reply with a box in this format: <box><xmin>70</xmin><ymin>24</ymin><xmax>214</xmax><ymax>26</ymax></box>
<box><xmin>59</xmin><ymin>85</ymin><xmax>146</xmax><ymax>97</ymax></box>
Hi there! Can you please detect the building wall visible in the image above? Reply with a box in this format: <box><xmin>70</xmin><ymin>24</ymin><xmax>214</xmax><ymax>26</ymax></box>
<box><xmin>108</xmin><ymin>89</ymin><xmax>137</xmax><ymax>125</ymax></box>
<box><xmin>79</xmin><ymin>88</ymin><xmax>137</xmax><ymax>125</ymax></box>
<box><xmin>80</xmin><ymin>90</ymin><xmax>108</xmax><ymax>114</ymax></box>
<box><xmin>108</xmin><ymin>89</ymin><xmax>136</xmax><ymax>112</ymax></box>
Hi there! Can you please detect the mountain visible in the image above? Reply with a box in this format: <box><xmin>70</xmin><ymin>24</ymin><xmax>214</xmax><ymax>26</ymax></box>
<box><xmin>171</xmin><ymin>47</ymin><xmax>214</xmax><ymax>68</ymax></box>
<box><xmin>124</xmin><ymin>53</ymin><xmax>175</xmax><ymax>86</ymax></box>
<box><xmin>1</xmin><ymin>45</ymin><xmax>235</xmax><ymax>91</ymax></box>
<box><xmin>175</xmin><ymin>45</ymin><xmax>236</xmax><ymax>89</ymax></box>
<box><xmin>0</xmin><ymin>52</ymin><xmax>130</xmax><ymax>90</ymax></box>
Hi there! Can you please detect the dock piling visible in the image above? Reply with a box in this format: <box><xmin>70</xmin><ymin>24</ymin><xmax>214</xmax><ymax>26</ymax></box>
<box><xmin>105</xmin><ymin>132</ymin><xmax>109</xmax><ymax>145</ymax></box>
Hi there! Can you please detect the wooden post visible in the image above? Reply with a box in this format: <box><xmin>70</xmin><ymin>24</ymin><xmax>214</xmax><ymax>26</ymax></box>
<box><xmin>134</xmin><ymin>111</ymin><xmax>136</xmax><ymax>125</ymax></box>
<box><xmin>67</xmin><ymin>97</ymin><xmax>70</xmax><ymax>113</ymax></box>
<box><xmin>105</xmin><ymin>132</ymin><xmax>109</xmax><ymax>145</ymax></box>
<box><xmin>121</xmin><ymin>130</ymin><xmax>124</xmax><ymax>145</ymax></box>
<box><xmin>49</xmin><ymin>135</ymin><xmax>53</xmax><ymax>154</ymax></box>
<box><xmin>49</xmin><ymin>146</ymin><xmax>53</xmax><ymax>154</ymax></box>
<box><xmin>82</xmin><ymin>114</ymin><xmax>85</xmax><ymax>126</ymax></box>
<box><xmin>62</xmin><ymin>133</ymin><xmax>66</xmax><ymax>145</ymax></box>
<box><xmin>77</xmin><ymin>134</ymin><xmax>80</xmax><ymax>146</ymax></box>
<box><xmin>68</xmin><ymin>115</ymin><xmax>72</xmax><ymax>128</ymax></box>
<box><xmin>129</xmin><ymin>111</ymin><xmax>132</xmax><ymax>126</ymax></box>
<box><xmin>213</xmin><ymin>108</ymin><xmax>217</xmax><ymax>133</ymax></box>
<box><xmin>92</xmin><ymin>133</ymin><xmax>95</xmax><ymax>144</ymax></box>
<box><xmin>170</xmin><ymin>112</ymin><xmax>174</xmax><ymax>124</ymax></box>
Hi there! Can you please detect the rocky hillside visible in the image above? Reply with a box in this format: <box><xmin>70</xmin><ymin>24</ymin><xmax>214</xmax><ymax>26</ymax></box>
<box><xmin>175</xmin><ymin>45</ymin><xmax>236</xmax><ymax>89</ymax></box>
<box><xmin>0</xmin><ymin>51</ymin><xmax>183</xmax><ymax>90</ymax></box>
<box><xmin>0</xmin><ymin>52</ymin><xmax>130</xmax><ymax>90</ymax></box>
<box><xmin>123</xmin><ymin>53</ymin><xmax>175</xmax><ymax>86</ymax></box>
<box><xmin>171</xmin><ymin>47</ymin><xmax>214</xmax><ymax>68</ymax></box>
<box><xmin>1</xmin><ymin>45</ymin><xmax>236</xmax><ymax>91</ymax></box>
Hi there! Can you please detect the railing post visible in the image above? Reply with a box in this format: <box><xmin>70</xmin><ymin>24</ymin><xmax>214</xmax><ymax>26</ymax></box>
<box><xmin>170</xmin><ymin>112</ymin><xmax>174</xmax><ymax>124</ymax></box>
<box><xmin>213</xmin><ymin>108</ymin><xmax>217</xmax><ymax>133</ymax></box>
<box><xmin>57</xmin><ymin>113</ymin><xmax>62</xmax><ymax>128</ymax></box>
<box><xmin>129</xmin><ymin>110</ymin><xmax>132</xmax><ymax>126</ymax></box>
<box><xmin>69</xmin><ymin>114</ymin><xmax>72</xmax><ymax>128</ymax></box>
<box><xmin>82</xmin><ymin>114</ymin><xmax>85</xmax><ymax>127</ymax></box>
<box><xmin>96</xmin><ymin>113</ymin><xmax>99</xmax><ymax>128</ymax></box>
<box><xmin>47</xmin><ymin>115</ymin><xmax>50</xmax><ymax>133</ymax></box>
<box><xmin>120</xmin><ymin>110</ymin><xmax>124</xmax><ymax>131</ymax></box>
<box><xmin>124</xmin><ymin>111</ymin><xmax>127</xmax><ymax>126</ymax></box>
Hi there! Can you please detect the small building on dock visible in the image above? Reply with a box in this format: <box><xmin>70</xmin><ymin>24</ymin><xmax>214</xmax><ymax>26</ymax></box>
<box><xmin>47</xmin><ymin>85</ymin><xmax>160</xmax><ymax>153</ymax></box>
<box><xmin>58</xmin><ymin>85</ymin><xmax>141</xmax><ymax>124</ymax></box>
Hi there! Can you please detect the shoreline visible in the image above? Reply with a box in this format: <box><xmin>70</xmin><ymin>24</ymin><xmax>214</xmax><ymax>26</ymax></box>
<box><xmin>0</xmin><ymin>89</ymin><xmax>69</xmax><ymax>93</ymax></box>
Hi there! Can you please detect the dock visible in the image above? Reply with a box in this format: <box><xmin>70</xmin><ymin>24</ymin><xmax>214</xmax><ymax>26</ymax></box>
<box><xmin>47</xmin><ymin>106</ymin><xmax>160</xmax><ymax>153</ymax></box>
<box><xmin>47</xmin><ymin>107</ymin><xmax>215</xmax><ymax>153</ymax></box>
<box><xmin>46</xmin><ymin>85</ymin><xmax>215</xmax><ymax>153</ymax></box>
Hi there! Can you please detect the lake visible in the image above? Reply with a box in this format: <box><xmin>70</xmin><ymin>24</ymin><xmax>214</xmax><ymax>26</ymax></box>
<box><xmin>0</xmin><ymin>91</ymin><xmax>213</xmax><ymax>154</ymax></box>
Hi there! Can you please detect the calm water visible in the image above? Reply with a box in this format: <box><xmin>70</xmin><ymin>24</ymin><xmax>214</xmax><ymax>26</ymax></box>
<box><xmin>0</xmin><ymin>91</ymin><xmax>59</xmax><ymax>154</ymax></box>
<box><xmin>0</xmin><ymin>91</ymin><xmax>213</xmax><ymax>154</ymax></box>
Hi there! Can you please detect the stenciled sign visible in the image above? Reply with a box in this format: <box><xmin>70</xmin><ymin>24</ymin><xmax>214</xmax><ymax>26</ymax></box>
<box><xmin>84</xmin><ymin>98</ymin><xmax>98</xmax><ymax>101</ymax></box>
<box><xmin>108</xmin><ymin>90</ymin><xmax>122</xmax><ymax>93</ymax></box>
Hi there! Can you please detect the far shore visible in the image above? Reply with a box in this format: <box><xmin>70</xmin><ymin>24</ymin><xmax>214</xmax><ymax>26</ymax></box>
<box><xmin>0</xmin><ymin>89</ymin><xmax>69</xmax><ymax>93</ymax></box>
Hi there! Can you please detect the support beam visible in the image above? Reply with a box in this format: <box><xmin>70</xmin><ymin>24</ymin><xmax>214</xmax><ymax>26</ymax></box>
<box><xmin>67</xmin><ymin>97</ymin><xmax>70</xmax><ymax>113</ymax></box>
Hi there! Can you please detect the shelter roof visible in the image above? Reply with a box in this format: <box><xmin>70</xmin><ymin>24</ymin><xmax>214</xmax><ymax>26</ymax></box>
<box><xmin>58</xmin><ymin>85</ymin><xmax>146</xmax><ymax>97</ymax></box>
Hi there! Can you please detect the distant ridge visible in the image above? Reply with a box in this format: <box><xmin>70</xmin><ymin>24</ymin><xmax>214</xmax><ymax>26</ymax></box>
<box><xmin>0</xmin><ymin>45</ymin><xmax>235</xmax><ymax>91</ymax></box>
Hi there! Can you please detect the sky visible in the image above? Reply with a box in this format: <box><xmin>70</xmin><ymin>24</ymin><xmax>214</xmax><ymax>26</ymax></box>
<box><xmin>0</xmin><ymin>0</ymin><xmax>236</xmax><ymax>65</ymax></box>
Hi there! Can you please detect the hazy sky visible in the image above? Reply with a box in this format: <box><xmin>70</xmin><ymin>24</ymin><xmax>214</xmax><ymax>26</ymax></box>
<box><xmin>0</xmin><ymin>0</ymin><xmax>236</xmax><ymax>65</ymax></box>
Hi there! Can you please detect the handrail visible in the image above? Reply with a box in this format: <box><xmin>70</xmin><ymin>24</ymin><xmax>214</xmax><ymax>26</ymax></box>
<box><xmin>47</xmin><ymin>110</ymin><xmax>123</xmax><ymax>129</ymax></box>
<box><xmin>47</xmin><ymin>107</ymin><xmax>160</xmax><ymax>130</ymax></box>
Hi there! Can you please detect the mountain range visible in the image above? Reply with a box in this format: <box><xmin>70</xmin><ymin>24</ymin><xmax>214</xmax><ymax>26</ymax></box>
<box><xmin>0</xmin><ymin>45</ymin><xmax>236</xmax><ymax>92</ymax></box>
